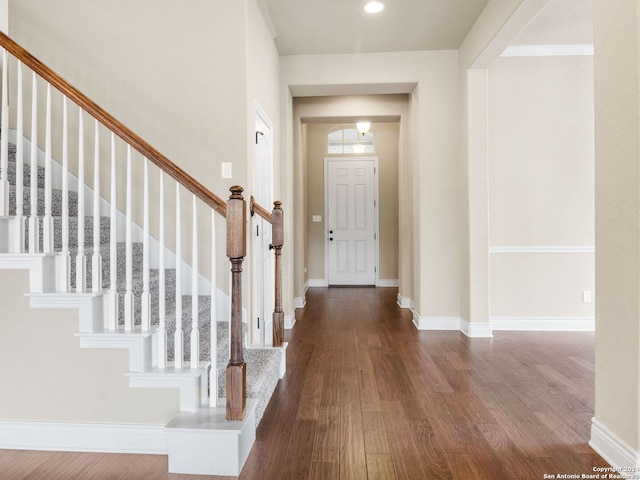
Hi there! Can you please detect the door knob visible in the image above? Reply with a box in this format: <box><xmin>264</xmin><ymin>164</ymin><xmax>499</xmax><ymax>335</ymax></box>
<box><xmin>329</xmin><ymin>230</ymin><xmax>334</xmax><ymax>234</ymax></box>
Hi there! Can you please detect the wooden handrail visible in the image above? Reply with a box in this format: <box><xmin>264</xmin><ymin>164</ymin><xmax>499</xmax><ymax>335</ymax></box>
<box><xmin>0</xmin><ymin>31</ymin><xmax>227</xmax><ymax>216</ymax></box>
<box><xmin>249</xmin><ymin>195</ymin><xmax>273</xmax><ymax>223</ymax></box>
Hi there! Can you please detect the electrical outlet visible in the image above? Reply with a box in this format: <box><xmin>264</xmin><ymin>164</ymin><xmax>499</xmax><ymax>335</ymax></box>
<box><xmin>312</xmin><ymin>215</ymin><xmax>322</xmax><ymax>223</ymax></box>
<box><xmin>582</xmin><ymin>290</ymin><xmax>592</xmax><ymax>303</ymax></box>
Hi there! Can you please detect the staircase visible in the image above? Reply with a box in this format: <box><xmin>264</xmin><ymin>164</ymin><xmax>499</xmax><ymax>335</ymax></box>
<box><xmin>0</xmin><ymin>32</ymin><xmax>286</xmax><ymax>477</ymax></box>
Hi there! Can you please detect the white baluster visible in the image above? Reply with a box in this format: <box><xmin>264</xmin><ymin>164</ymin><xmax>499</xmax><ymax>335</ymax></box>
<box><xmin>75</xmin><ymin>110</ymin><xmax>86</xmax><ymax>292</ymax></box>
<box><xmin>158</xmin><ymin>171</ymin><xmax>167</xmax><ymax>368</ymax></box>
<box><xmin>141</xmin><ymin>157</ymin><xmax>150</xmax><ymax>331</ymax></box>
<box><xmin>12</xmin><ymin>61</ymin><xmax>25</xmax><ymax>253</ymax></box>
<box><xmin>124</xmin><ymin>145</ymin><xmax>133</xmax><ymax>331</ymax></box>
<box><xmin>91</xmin><ymin>119</ymin><xmax>102</xmax><ymax>292</ymax></box>
<box><xmin>42</xmin><ymin>83</ymin><xmax>53</xmax><ymax>253</ymax></box>
<box><xmin>58</xmin><ymin>96</ymin><xmax>70</xmax><ymax>291</ymax></box>
<box><xmin>28</xmin><ymin>72</ymin><xmax>39</xmax><ymax>253</ymax></box>
<box><xmin>175</xmin><ymin>183</ymin><xmax>183</xmax><ymax>368</ymax></box>
<box><xmin>107</xmin><ymin>132</ymin><xmax>118</xmax><ymax>330</ymax></box>
<box><xmin>190</xmin><ymin>195</ymin><xmax>199</xmax><ymax>369</ymax></box>
<box><xmin>209</xmin><ymin>209</ymin><xmax>218</xmax><ymax>407</ymax></box>
<box><xmin>0</xmin><ymin>48</ymin><xmax>9</xmax><ymax>216</ymax></box>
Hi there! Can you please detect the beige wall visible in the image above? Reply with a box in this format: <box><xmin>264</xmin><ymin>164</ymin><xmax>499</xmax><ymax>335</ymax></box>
<box><xmin>0</xmin><ymin>0</ymin><xmax>7</xmax><ymax>33</ymax></box>
<box><xmin>593</xmin><ymin>0</ymin><xmax>640</xmax><ymax>453</ymax></box>
<box><xmin>488</xmin><ymin>55</ymin><xmax>595</xmax><ymax>321</ymax></box>
<box><xmin>303</xmin><ymin>121</ymin><xmax>399</xmax><ymax>282</ymax></box>
<box><xmin>9</xmin><ymin>0</ymin><xmax>246</xmax><ymax>287</ymax></box>
<box><xmin>0</xmin><ymin>271</ymin><xmax>178</xmax><ymax>423</ymax></box>
<box><xmin>10</xmin><ymin>0</ymin><xmax>248</xmax><ymax>193</ymax></box>
<box><xmin>247</xmin><ymin>0</ymin><xmax>281</xmax><ymax>197</ymax></box>
<box><xmin>458</xmin><ymin>0</ymin><xmax>551</xmax><ymax>328</ymax></box>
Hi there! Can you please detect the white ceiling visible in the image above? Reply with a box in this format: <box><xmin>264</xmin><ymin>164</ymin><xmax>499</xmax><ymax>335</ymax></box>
<box><xmin>261</xmin><ymin>0</ymin><xmax>491</xmax><ymax>55</ymax></box>
<box><xmin>260</xmin><ymin>0</ymin><xmax>593</xmax><ymax>57</ymax></box>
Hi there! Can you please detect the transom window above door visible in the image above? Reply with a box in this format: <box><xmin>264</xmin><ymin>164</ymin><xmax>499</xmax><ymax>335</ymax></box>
<box><xmin>328</xmin><ymin>127</ymin><xmax>375</xmax><ymax>154</ymax></box>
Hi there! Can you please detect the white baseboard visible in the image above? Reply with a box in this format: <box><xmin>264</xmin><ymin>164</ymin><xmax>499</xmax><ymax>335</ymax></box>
<box><xmin>461</xmin><ymin>319</ymin><xmax>493</xmax><ymax>338</ymax></box>
<box><xmin>590</xmin><ymin>418</ymin><xmax>640</xmax><ymax>477</ymax></box>
<box><xmin>412</xmin><ymin>315</ymin><xmax>461</xmax><ymax>331</ymax></box>
<box><xmin>304</xmin><ymin>280</ymin><xmax>309</xmax><ymax>294</ymax></box>
<box><xmin>294</xmin><ymin>295</ymin><xmax>306</xmax><ymax>309</ymax></box>
<box><xmin>308</xmin><ymin>279</ymin><xmax>328</xmax><ymax>288</ymax></box>
<box><xmin>396</xmin><ymin>294</ymin><xmax>414</xmax><ymax>310</ymax></box>
<box><xmin>410</xmin><ymin>313</ymin><xmax>493</xmax><ymax>337</ymax></box>
<box><xmin>0</xmin><ymin>421</ymin><xmax>166</xmax><ymax>454</ymax></box>
<box><xmin>491</xmin><ymin>316</ymin><xmax>595</xmax><ymax>332</ymax></box>
<box><xmin>377</xmin><ymin>279</ymin><xmax>399</xmax><ymax>287</ymax></box>
<box><xmin>284</xmin><ymin>308</ymin><xmax>296</xmax><ymax>329</ymax></box>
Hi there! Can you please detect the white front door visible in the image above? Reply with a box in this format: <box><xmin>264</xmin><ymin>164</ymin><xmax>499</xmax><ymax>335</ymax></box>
<box><xmin>253</xmin><ymin>104</ymin><xmax>272</xmax><ymax>346</ymax></box>
<box><xmin>326</xmin><ymin>157</ymin><xmax>378</xmax><ymax>285</ymax></box>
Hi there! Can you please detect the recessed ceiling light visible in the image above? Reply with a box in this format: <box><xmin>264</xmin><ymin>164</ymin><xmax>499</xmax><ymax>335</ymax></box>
<box><xmin>364</xmin><ymin>1</ymin><xmax>385</xmax><ymax>14</ymax></box>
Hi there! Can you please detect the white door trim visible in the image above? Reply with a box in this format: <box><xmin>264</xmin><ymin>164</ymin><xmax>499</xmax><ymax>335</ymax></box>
<box><xmin>252</xmin><ymin>102</ymin><xmax>273</xmax><ymax>346</ymax></box>
<box><xmin>324</xmin><ymin>156</ymin><xmax>379</xmax><ymax>286</ymax></box>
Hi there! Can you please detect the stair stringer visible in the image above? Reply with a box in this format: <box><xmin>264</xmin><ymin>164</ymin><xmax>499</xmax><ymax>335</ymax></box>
<box><xmin>0</xmin><ymin>251</ymin><xmax>261</xmax><ymax>475</ymax></box>
<box><xmin>0</xmin><ymin>250</ymin><xmax>209</xmax><ymax>413</ymax></box>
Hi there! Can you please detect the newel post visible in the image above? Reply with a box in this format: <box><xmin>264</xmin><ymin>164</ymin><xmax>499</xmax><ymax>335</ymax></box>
<box><xmin>226</xmin><ymin>186</ymin><xmax>246</xmax><ymax>421</ymax></box>
<box><xmin>272</xmin><ymin>201</ymin><xmax>284</xmax><ymax>347</ymax></box>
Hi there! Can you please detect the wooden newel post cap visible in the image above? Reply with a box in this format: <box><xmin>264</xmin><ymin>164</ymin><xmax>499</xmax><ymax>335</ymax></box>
<box><xmin>227</xmin><ymin>186</ymin><xmax>247</xmax><ymax>258</ymax></box>
<box><xmin>229</xmin><ymin>185</ymin><xmax>244</xmax><ymax>200</ymax></box>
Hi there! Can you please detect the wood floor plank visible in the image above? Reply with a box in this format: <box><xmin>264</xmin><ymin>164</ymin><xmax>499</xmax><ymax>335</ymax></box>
<box><xmin>412</xmin><ymin>419</ymin><xmax>454</xmax><ymax>478</ymax></box>
<box><xmin>11</xmin><ymin>451</ymin><xmax>99</xmax><ymax>480</ymax></box>
<box><xmin>313</xmin><ymin>406</ymin><xmax>341</xmax><ymax>463</ymax></box>
<box><xmin>0</xmin><ymin>450</ymin><xmax>59</xmax><ymax>479</ymax></box>
<box><xmin>418</xmin><ymin>396</ymin><xmax>469</xmax><ymax>454</ymax></box>
<box><xmin>309</xmin><ymin>462</ymin><xmax>340</xmax><ymax>480</ymax></box>
<box><xmin>340</xmin><ymin>403</ymin><xmax>367</xmax><ymax>480</ymax></box>
<box><xmin>445</xmin><ymin>453</ymin><xmax>492</xmax><ymax>480</ymax></box>
<box><xmin>380</xmin><ymin>401</ymin><xmax>429</xmax><ymax>479</ymax></box>
<box><xmin>280</xmin><ymin>419</ymin><xmax>317</xmax><ymax>480</ymax></box>
<box><xmin>321</xmin><ymin>351</ymin><xmax>342</xmax><ymax>407</ymax></box>
<box><xmin>362</xmin><ymin>411</ymin><xmax>390</xmax><ymax>454</ymax></box>
<box><xmin>297</xmin><ymin>373</ymin><xmax>324</xmax><ymax>420</ymax></box>
<box><xmin>365</xmin><ymin>453</ymin><xmax>396</xmax><ymax>480</ymax></box>
<box><xmin>356</xmin><ymin>349</ymin><xmax>382</xmax><ymax>412</ymax></box>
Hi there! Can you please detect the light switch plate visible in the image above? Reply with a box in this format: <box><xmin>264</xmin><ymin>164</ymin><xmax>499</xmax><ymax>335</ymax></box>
<box><xmin>221</xmin><ymin>162</ymin><xmax>232</xmax><ymax>179</ymax></box>
<box><xmin>312</xmin><ymin>215</ymin><xmax>322</xmax><ymax>223</ymax></box>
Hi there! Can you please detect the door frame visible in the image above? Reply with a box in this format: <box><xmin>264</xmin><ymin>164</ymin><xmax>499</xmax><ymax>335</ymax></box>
<box><xmin>324</xmin><ymin>156</ymin><xmax>380</xmax><ymax>286</ymax></box>
<box><xmin>252</xmin><ymin>102</ymin><xmax>273</xmax><ymax>346</ymax></box>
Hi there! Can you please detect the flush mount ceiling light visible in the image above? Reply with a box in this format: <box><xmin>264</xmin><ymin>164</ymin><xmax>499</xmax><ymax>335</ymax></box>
<box><xmin>364</xmin><ymin>1</ymin><xmax>385</xmax><ymax>14</ymax></box>
<box><xmin>356</xmin><ymin>121</ymin><xmax>371</xmax><ymax>136</ymax></box>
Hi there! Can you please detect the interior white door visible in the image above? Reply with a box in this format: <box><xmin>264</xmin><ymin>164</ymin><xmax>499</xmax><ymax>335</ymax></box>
<box><xmin>253</xmin><ymin>105</ymin><xmax>272</xmax><ymax>346</ymax></box>
<box><xmin>326</xmin><ymin>158</ymin><xmax>377</xmax><ymax>285</ymax></box>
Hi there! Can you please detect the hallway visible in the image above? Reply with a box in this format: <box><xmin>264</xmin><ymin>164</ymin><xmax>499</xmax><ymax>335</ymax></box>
<box><xmin>0</xmin><ymin>287</ymin><xmax>610</xmax><ymax>479</ymax></box>
<box><xmin>241</xmin><ymin>287</ymin><xmax>609</xmax><ymax>479</ymax></box>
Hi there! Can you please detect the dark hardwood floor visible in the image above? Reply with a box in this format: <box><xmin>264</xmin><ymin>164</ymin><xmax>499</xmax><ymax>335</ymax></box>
<box><xmin>0</xmin><ymin>287</ymin><xmax>609</xmax><ymax>479</ymax></box>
